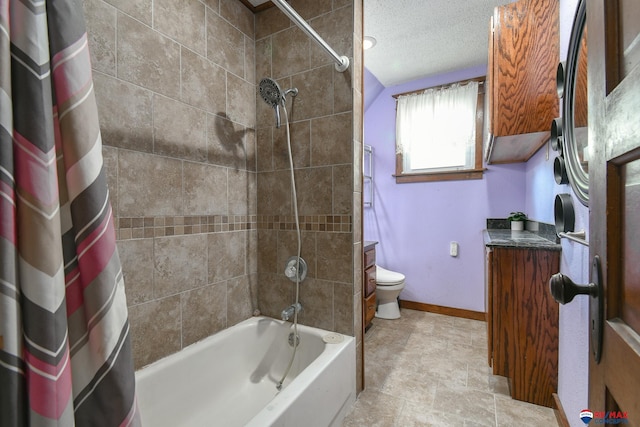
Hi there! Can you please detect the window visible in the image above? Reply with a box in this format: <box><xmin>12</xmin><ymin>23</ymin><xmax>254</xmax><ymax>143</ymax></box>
<box><xmin>394</xmin><ymin>78</ymin><xmax>485</xmax><ymax>183</ymax></box>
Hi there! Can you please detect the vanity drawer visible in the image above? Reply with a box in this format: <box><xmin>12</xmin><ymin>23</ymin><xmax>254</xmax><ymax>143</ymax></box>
<box><xmin>364</xmin><ymin>249</ymin><xmax>376</xmax><ymax>269</ymax></box>
<box><xmin>364</xmin><ymin>292</ymin><xmax>376</xmax><ymax>326</ymax></box>
<box><xmin>364</xmin><ymin>266</ymin><xmax>377</xmax><ymax>297</ymax></box>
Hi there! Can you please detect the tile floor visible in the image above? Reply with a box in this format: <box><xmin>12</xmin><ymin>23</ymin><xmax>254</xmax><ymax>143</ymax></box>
<box><xmin>343</xmin><ymin>309</ymin><xmax>557</xmax><ymax>427</ymax></box>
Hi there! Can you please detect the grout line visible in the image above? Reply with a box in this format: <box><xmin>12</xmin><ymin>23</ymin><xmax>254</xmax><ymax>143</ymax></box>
<box><xmin>394</xmin><ymin>399</ymin><xmax>407</xmax><ymax>427</ymax></box>
<box><xmin>204</xmin><ymin>6</ymin><xmax>208</xmax><ymax>59</ymax></box>
<box><xmin>179</xmin><ymin>45</ymin><xmax>182</xmax><ymax>100</ymax></box>
<box><xmin>114</xmin><ymin>10</ymin><xmax>118</xmax><ymax>78</ymax></box>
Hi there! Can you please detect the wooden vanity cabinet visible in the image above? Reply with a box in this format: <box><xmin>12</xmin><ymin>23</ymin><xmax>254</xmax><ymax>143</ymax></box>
<box><xmin>485</xmin><ymin>0</ymin><xmax>559</xmax><ymax>164</ymax></box>
<box><xmin>363</xmin><ymin>246</ymin><xmax>376</xmax><ymax>330</ymax></box>
<box><xmin>486</xmin><ymin>246</ymin><xmax>560</xmax><ymax>408</ymax></box>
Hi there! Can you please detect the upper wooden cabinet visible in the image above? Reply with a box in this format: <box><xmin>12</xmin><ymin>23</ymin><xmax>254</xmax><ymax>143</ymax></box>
<box><xmin>485</xmin><ymin>0</ymin><xmax>559</xmax><ymax>164</ymax></box>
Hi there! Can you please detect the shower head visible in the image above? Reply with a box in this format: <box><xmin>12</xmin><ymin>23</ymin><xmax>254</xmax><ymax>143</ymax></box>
<box><xmin>260</xmin><ymin>77</ymin><xmax>285</xmax><ymax>128</ymax></box>
<box><xmin>259</xmin><ymin>77</ymin><xmax>298</xmax><ymax>128</ymax></box>
<box><xmin>259</xmin><ymin>77</ymin><xmax>284</xmax><ymax>108</ymax></box>
<box><xmin>259</xmin><ymin>77</ymin><xmax>284</xmax><ymax>128</ymax></box>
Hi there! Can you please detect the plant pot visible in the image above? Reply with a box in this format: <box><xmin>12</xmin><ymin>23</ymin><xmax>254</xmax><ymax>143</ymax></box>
<box><xmin>511</xmin><ymin>220</ymin><xmax>524</xmax><ymax>231</ymax></box>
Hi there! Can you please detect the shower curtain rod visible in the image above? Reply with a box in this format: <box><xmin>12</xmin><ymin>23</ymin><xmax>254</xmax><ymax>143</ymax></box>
<box><xmin>271</xmin><ymin>0</ymin><xmax>350</xmax><ymax>72</ymax></box>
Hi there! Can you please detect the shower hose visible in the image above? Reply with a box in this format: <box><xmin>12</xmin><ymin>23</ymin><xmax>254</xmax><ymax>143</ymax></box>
<box><xmin>276</xmin><ymin>102</ymin><xmax>301</xmax><ymax>391</ymax></box>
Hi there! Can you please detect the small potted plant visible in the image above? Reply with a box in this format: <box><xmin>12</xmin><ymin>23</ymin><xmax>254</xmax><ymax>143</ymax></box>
<box><xmin>508</xmin><ymin>211</ymin><xmax>527</xmax><ymax>231</ymax></box>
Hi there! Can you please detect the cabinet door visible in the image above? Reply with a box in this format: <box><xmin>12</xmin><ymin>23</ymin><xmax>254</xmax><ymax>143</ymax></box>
<box><xmin>486</xmin><ymin>0</ymin><xmax>559</xmax><ymax>164</ymax></box>
<box><xmin>492</xmin><ymin>247</ymin><xmax>560</xmax><ymax>407</ymax></box>
<box><xmin>513</xmin><ymin>249</ymin><xmax>559</xmax><ymax>407</ymax></box>
<box><xmin>491</xmin><ymin>248</ymin><xmax>513</xmax><ymax>378</ymax></box>
<box><xmin>492</xmin><ymin>0</ymin><xmax>558</xmax><ymax>137</ymax></box>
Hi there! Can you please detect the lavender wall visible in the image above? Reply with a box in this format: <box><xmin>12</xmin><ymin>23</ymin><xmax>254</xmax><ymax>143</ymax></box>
<box><xmin>363</xmin><ymin>65</ymin><xmax>526</xmax><ymax>313</ymax></box>
<box><xmin>525</xmin><ymin>0</ymin><xmax>590</xmax><ymax>424</ymax></box>
<box><xmin>364</xmin><ymin>68</ymin><xmax>384</xmax><ymax>112</ymax></box>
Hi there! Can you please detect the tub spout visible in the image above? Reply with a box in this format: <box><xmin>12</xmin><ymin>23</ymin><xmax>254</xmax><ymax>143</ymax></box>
<box><xmin>281</xmin><ymin>303</ymin><xmax>302</xmax><ymax>321</ymax></box>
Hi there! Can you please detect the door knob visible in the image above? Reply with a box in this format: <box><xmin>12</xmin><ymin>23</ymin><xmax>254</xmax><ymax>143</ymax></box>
<box><xmin>549</xmin><ymin>273</ymin><xmax>597</xmax><ymax>304</ymax></box>
<box><xmin>548</xmin><ymin>256</ymin><xmax>604</xmax><ymax>363</ymax></box>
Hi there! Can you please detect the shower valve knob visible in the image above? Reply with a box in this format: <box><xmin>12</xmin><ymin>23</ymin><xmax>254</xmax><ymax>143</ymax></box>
<box><xmin>285</xmin><ymin>266</ymin><xmax>297</xmax><ymax>279</ymax></box>
<box><xmin>284</xmin><ymin>256</ymin><xmax>308</xmax><ymax>282</ymax></box>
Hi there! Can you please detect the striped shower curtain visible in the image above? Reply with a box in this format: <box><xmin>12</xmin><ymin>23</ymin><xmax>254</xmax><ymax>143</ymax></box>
<box><xmin>0</xmin><ymin>0</ymin><xmax>140</xmax><ymax>425</ymax></box>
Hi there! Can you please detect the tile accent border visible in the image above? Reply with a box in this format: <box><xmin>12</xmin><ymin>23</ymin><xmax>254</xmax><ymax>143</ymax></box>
<box><xmin>115</xmin><ymin>215</ymin><xmax>256</xmax><ymax>240</ymax></box>
<box><xmin>114</xmin><ymin>214</ymin><xmax>352</xmax><ymax>240</ymax></box>
<box><xmin>257</xmin><ymin>215</ymin><xmax>352</xmax><ymax>232</ymax></box>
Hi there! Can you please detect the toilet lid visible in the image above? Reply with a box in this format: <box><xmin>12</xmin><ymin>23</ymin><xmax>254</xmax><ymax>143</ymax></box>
<box><xmin>376</xmin><ymin>265</ymin><xmax>405</xmax><ymax>286</ymax></box>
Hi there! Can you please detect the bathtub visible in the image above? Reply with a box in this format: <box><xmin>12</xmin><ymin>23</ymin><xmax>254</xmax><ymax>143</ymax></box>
<box><xmin>135</xmin><ymin>316</ymin><xmax>356</xmax><ymax>427</ymax></box>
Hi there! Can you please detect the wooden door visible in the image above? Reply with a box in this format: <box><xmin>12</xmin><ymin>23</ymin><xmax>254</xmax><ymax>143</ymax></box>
<box><xmin>588</xmin><ymin>0</ymin><xmax>640</xmax><ymax>423</ymax></box>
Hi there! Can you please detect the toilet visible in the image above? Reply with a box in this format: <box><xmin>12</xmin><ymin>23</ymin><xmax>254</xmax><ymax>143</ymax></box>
<box><xmin>375</xmin><ymin>265</ymin><xmax>406</xmax><ymax>319</ymax></box>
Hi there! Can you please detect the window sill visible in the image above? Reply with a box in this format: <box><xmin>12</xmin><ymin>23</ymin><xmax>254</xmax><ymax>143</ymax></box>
<box><xmin>393</xmin><ymin>168</ymin><xmax>486</xmax><ymax>183</ymax></box>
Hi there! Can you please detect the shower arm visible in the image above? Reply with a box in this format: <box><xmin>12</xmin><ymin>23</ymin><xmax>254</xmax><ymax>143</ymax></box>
<box><xmin>271</xmin><ymin>0</ymin><xmax>350</xmax><ymax>72</ymax></box>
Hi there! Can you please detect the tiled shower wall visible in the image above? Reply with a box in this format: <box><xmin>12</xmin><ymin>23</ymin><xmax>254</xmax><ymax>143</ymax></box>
<box><xmin>254</xmin><ymin>0</ymin><xmax>364</xmax><ymax>390</ymax></box>
<box><xmin>84</xmin><ymin>0</ymin><xmax>258</xmax><ymax>368</ymax></box>
<box><xmin>84</xmin><ymin>0</ymin><xmax>363</xmax><ymax>387</ymax></box>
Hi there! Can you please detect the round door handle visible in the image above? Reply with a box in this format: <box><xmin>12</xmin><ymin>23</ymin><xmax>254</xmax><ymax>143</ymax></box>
<box><xmin>549</xmin><ymin>272</ymin><xmax>598</xmax><ymax>304</ymax></box>
<box><xmin>549</xmin><ymin>256</ymin><xmax>604</xmax><ymax>363</ymax></box>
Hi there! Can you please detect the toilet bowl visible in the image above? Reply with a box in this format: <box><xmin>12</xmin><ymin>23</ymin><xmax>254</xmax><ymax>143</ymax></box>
<box><xmin>375</xmin><ymin>265</ymin><xmax>405</xmax><ymax>319</ymax></box>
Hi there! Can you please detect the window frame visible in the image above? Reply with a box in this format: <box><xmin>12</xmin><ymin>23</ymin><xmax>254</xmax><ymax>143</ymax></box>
<box><xmin>393</xmin><ymin>77</ymin><xmax>486</xmax><ymax>184</ymax></box>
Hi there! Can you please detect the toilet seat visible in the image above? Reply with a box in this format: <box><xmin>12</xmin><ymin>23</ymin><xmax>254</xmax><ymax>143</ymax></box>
<box><xmin>376</xmin><ymin>265</ymin><xmax>405</xmax><ymax>286</ymax></box>
<box><xmin>375</xmin><ymin>282</ymin><xmax>404</xmax><ymax>292</ymax></box>
<box><xmin>374</xmin><ymin>265</ymin><xmax>405</xmax><ymax>320</ymax></box>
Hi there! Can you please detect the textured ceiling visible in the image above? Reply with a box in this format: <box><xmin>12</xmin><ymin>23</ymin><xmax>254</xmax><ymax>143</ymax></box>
<box><xmin>247</xmin><ymin>0</ymin><xmax>512</xmax><ymax>87</ymax></box>
<box><xmin>364</xmin><ymin>0</ymin><xmax>512</xmax><ymax>87</ymax></box>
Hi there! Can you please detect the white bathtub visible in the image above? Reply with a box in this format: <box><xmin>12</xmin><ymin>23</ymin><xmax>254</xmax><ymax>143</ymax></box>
<box><xmin>135</xmin><ymin>316</ymin><xmax>356</xmax><ymax>427</ymax></box>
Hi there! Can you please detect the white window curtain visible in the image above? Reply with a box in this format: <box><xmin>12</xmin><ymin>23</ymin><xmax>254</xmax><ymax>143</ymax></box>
<box><xmin>396</xmin><ymin>81</ymin><xmax>479</xmax><ymax>173</ymax></box>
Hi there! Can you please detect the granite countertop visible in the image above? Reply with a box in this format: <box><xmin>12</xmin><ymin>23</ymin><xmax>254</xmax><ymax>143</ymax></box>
<box><xmin>484</xmin><ymin>219</ymin><xmax>561</xmax><ymax>251</ymax></box>
<box><xmin>364</xmin><ymin>241</ymin><xmax>378</xmax><ymax>251</ymax></box>
<box><xmin>483</xmin><ymin>229</ymin><xmax>561</xmax><ymax>250</ymax></box>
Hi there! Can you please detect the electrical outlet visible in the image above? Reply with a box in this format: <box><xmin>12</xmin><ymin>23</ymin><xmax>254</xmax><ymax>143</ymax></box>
<box><xmin>450</xmin><ymin>241</ymin><xmax>459</xmax><ymax>257</ymax></box>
